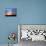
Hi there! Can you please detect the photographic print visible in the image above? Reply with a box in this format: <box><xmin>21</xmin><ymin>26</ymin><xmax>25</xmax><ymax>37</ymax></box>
<box><xmin>18</xmin><ymin>24</ymin><xmax>46</xmax><ymax>41</ymax></box>
<box><xmin>5</xmin><ymin>8</ymin><xmax>17</xmax><ymax>16</ymax></box>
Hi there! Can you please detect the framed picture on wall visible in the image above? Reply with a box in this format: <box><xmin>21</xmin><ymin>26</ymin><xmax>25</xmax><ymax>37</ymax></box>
<box><xmin>18</xmin><ymin>24</ymin><xmax>46</xmax><ymax>42</ymax></box>
<box><xmin>5</xmin><ymin>8</ymin><xmax>17</xmax><ymax>16</ymax></box>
